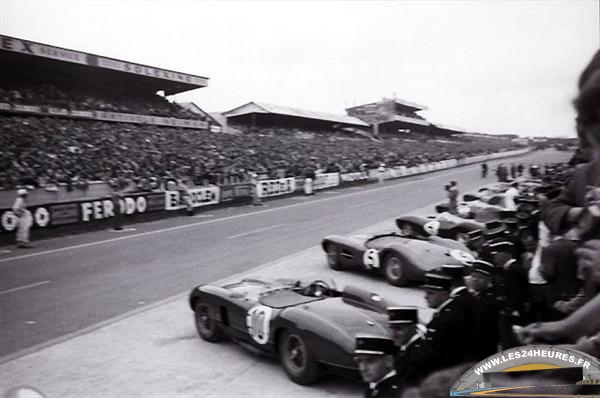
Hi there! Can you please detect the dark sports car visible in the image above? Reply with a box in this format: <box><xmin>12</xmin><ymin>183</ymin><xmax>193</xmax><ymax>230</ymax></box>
<box><xmin>189</xmin><ymin>278</ymin><xmax>393</xmax><ymax>384</ymax></box>
<box><xmin>395</xmin><ymin>214</ymin><xmax>484</xmax><ymax>244</ymax></box>
<box><xmin>321</xmin><ymin>228</ymin><xmax>475</xmax><ymax>286</ymax></box>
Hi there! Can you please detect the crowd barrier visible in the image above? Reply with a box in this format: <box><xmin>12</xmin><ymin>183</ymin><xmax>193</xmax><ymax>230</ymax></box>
<box><xmin>0</xmin><ymin>148</ymin><xmax>532</xmax><ymax>241</ymax></box>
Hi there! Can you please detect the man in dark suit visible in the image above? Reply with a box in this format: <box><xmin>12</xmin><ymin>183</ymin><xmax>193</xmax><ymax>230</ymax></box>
<box><xmin>464</xmin><ymin>260</ymin><xmax>502</xmax><ymax>357</ymax></box>
<box><xmin>387</xmin><ymin>306</ymin><xmax>425</xmax><ymax>350</ymax></box>
<box><xmin>354</xmin><ymin>335</ymin><xmax>400</xmax><ymax>398</ymax></box>
<box><xmin>394</xmin><ymin>273</ymin><xmax>476</xmax><ymax>389</ymax></box>
<box><xmin>421</xmin><ymin>272</ymin><xmax>474</xmax><ymax>368</ymax></box>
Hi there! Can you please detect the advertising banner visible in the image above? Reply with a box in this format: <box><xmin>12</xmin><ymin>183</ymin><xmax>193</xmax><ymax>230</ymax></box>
<box><xmin>340</xmin><ymin>171</ymin><xmax>370</xmax><ymax>183</ymax></box>
<box><xmin>0</xmin><ymin>102</ymin><xmax>208</xmax><ymax>130</ymax></box>
<box><xmin>94</xmin><ymin>56</ymin><xmax>208</xmax><ymax>86</ymax></box>
<box><xmin>0</xmin><ymin>204</ymin><xmax>51</xmax><ymax>233</ymax></box>
<box><xmin>79</xmin><ymin>192</ymin><xmax>162</xmax><ymax>222</ymax></box>
<box><xmin>313</xmin><ymin>173</ymin><xmax>340</xmax><ymax>190</ymax></box>
<box><xmin>0</xmin><ymin>192</ymin><xmax>167</xmax><ymax>233</ymax></box>
<box><xmin>220</xmin><ymin>183</ymin><xmax>252</xmax><ymax>203</ymax></box>
<box><xmin>165</xmin><ymin>187</ymin><xmax>220</xmax><ymax>210</ymax></box>
<box><xmin>257</xmin><ymin>178</ymin><xmax>296</xmax><ymax>198</ymax></box>
<box><xmin>49</xmin><ymin>203</ymin><xmax>79</xmax><ymax>226</ymax></box>
<box><xmin>1</xmin><ymin>35</ymin><xmax>88</xmax><ymax>65</ymax></box>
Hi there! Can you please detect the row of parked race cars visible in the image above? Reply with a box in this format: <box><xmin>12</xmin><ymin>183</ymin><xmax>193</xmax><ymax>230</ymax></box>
<box><xmin>188</xmin><ymin>173</ymin><xmax>558</xmax><ymax>385</ymax></box>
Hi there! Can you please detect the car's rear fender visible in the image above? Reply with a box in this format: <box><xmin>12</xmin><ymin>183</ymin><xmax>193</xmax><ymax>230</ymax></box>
<box><xmin>272</xmin><ymin>316</ymin><xmax>356</xmax><ymax>370</ymax></box>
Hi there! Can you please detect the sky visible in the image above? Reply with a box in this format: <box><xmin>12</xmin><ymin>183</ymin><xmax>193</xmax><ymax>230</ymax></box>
<box><xmin>1</xmin><ymin>0</ymin><xmax>599</xmax><ymax>137</ymax></box>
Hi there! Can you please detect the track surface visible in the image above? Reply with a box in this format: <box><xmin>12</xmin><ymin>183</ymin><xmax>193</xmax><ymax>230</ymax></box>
<box><xmin>0</xmin><ymin>152</ymin><xmax>570</xmax><ymax>389</ymax></box>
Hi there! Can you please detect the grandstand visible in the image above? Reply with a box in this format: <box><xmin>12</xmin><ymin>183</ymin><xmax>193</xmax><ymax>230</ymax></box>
<box><xmin>0</xmin><ymin>35</ymin><xmax>211</xmax><ymax>125</ymax></box>
<box><xmin>346</xmin><ymin>98</ymin><xmax>431</xmax><ymax>136</ymax></box>
<box><xmin>222</xmin><ymin>101</ymin><xmax>370</xmax><ymax>134</ymax></box>
<box><xmin>0</xmin><ymin>35</ymin><xmax>525</xmax><ymax>193</ymax></box>
<box><xmin>0</xmin><ymin>35</ymin><xmax>218</xmax><ymax>191</ymax></box>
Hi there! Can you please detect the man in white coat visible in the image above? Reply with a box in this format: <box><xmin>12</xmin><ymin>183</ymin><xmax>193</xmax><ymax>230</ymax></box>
<box><xmin>12</xmin><ymin>189</ymin><xmax>33</xmax><ymax>248</ymax></box>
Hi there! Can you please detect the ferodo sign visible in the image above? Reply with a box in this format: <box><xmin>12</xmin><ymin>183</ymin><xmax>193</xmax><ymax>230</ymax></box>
<box><xmin>80</xmin><ymin>195</ymin><xmax>149</xmax><ymax>222</ymax></box>
<box><xmin>313</xmin><ymin>173</ymin><xmax>340</xmax><ymax>190</ymax></box>
<box><xmin>257</xmin><ymin>178</ymin><xmax>296</xmax><ymax>198</ymax></box>
<box><xmin>165</xmin><ymin>187</ymin><xmax>220</xmax><ymax>210</ymax></box>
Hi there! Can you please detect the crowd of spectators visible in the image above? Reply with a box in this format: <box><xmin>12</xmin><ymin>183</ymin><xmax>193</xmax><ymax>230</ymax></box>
<box><xmin>0</xmin><ymin>114</ymin><xmax>523</xmax><ymax>190</ymax></box>
<box><xmin>0</xmin><ymin>76</ymin><xmax>204</xmax><ymax>121</ymax></box>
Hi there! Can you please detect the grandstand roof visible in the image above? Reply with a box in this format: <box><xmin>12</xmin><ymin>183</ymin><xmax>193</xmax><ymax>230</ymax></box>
<box><xmin>391</xmin><ymin>115</ymin><xmax>430</xmax><ymax>126</ymax></box>
<box><xmin>432</xmin><ymin>123</ymin><xmax>470</xmax><ymax>134</ymax></box>
<box><xmin>0</xmin><ymin>35</ymin><xmax>208</xmax><ymax>95</ymax></box>
<box><xmin>222</xmin><ymin>102</ymin><xmax>370</xmax><ymax>127</ymax></box>
<box><xmin>347</xmin><ymin>98</ymin><xmax>428</xmax><ymax>112</ymax></box>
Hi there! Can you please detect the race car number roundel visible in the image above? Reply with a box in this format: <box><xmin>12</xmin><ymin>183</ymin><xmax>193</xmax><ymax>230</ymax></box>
<box><xmin>246</xmin><ymin>305</ymin><xmax>272</xmax><ymax>345</ymax></box>
<box><xmin>423</xmin><ymin>220</ymin><xmax>440</xmax><ymax>236</ymax></box>
<box><xmin>363</xmin><ymin>248</ymin><xmax>380</xmax><ymax>269</ymax></box>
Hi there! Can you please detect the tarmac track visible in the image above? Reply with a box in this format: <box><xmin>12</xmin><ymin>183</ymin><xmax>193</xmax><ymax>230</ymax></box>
<box><xmin>0</xmin><ymin>150</ymin><xmax>571</xmax><ymax>397</ymax></box>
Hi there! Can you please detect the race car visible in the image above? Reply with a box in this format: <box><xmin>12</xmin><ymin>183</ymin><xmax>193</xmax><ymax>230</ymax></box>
<box><xmin>189</xmin><ymin>278</ymin><xmax>393</xmax><ymax>385</ymax></box>
<box><xmin>321</xmin><ymin>229</ymin><xmax>475</xmax><ymax>286</ymax></box>
<box><xmin>395</xmin><ymin>213</ymin><xmax>484</xmax><ymax>244</ymax></box>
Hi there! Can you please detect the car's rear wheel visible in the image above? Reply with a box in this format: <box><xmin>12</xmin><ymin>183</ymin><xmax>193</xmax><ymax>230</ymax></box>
<box><xmin>325</xmin><ymin>244</ymin><xmax>343</xmax><ymax>270</ymax></box>
<box><xmin>194</xmin><ymin>301</ymin><xmax>224</xmax><ymax>343</ymax></box>
<box><xmin>278</xmin><ymin>330</ymin><xmax>320</xmax><ymax>385</ymax></box>
<box><xmin>383</xmin><ymin>254</ymin><xmax>409</xmax><ymax>286</ymax></box>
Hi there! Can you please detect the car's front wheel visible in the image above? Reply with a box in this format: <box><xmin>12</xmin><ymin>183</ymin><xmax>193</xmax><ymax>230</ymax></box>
<box><xmin>383</xmin><ymin>254</ymin><xmax>409</xmax><ymax>286</ymax></box>
<box><xmin>194</xmin><ymin>301</ymin><xmax>224</xmax><ymax>343</ymax></box>
<box><xmin>278</xmin><ymin>330</ymin><xmax>320</xmax><ymax>385</ymax></box>
<box><xmin>325</xmin><ymin>244</ymin><xmax>343</xmax><ymax>270</ymax></box>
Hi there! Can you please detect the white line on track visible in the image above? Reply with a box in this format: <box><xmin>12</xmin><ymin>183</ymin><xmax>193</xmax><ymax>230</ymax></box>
<box><xmin>323</xmin><ymin>191</ymin><xmax>340</xmax><ymax>194</ymax></box>
<box><xmin>192</xmin><ymin>214</ymin><xmax>214</xmax><ymax>218</ymax></box>
<box><xmin>0</xmin><ymin>165</ymin><xmax>474</xmax><ymax>265</ymax></box>
<box><xmin>226</xmin><ymin>224</ymin><xmax>285</xmax><ymax>240</ymax></box>
<box><xmin>349</xmin><ymin>201</ymin><xmax>377</xmax><ymax>209</ymax></box>
<box><xmin>0</xmin><ymin>280</ymin><xmax>50</xmax><ymax>296</ymax></box>
<box><xmin>108</xmin><ymin>227</ymin><xmax>137</xmax><ymax>233</ymax></box>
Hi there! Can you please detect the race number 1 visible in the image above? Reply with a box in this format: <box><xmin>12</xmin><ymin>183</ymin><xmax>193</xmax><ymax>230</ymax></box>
<box><xmin>246</xmin><ymin>305</ymin><xmax>272</xmax><ymax>345</ymax></box>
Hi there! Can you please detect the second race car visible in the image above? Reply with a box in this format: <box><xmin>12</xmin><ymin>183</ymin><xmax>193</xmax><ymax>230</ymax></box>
<box><xmin>321</xmin><ymin>226</ymin><xmax>475</xmax><ymax>286</ymax></box>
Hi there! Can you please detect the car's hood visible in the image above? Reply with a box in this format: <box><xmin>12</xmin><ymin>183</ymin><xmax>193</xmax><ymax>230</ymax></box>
<box><xmin>284</xmin><ymin>297</ymin><xmax>389</xmax><ymax>352</ymax></box>
<box><xmin>378</xmin><ymin>237</ymin><xmax>474</xmax><ymax>269</ymax></box>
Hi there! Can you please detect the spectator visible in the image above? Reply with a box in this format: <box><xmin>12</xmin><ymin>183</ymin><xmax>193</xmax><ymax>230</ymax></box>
<box><xmin>12</xmin><ymin>188</ymin><xmax>33</xmax><ymax>248</ymax></box>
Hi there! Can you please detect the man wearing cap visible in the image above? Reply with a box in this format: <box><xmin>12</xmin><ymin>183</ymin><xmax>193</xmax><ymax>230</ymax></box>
<box><xmin>443</xmin><ymin>263</ymin><xmax>478</xmax><ymax>308</ymax></box>
<box><xmin>390</xmin><ymin>306</ymin><xmax>437</xmax><ymax>392</ymax></box>
<box><xmin>354</xmin><ymin>335</ymin><xmax>400</xmax><ymax>398</ymax></box>
<box><xmin>388</xmin><ymin>306</ymin><xmax>425</xmax><ymax>350</ymax></box>
<box><xmin>465</xmin><ymin>260</ymin><xmax>502</xmax><ymax>358</ymax></box>
<box><xmin>421</xmin><ymin>272</ymin><xmax>475</xmax><ymax>368</ymax></box>
<box><xmin>465</xmin><ymin>228</ymin><xmax>485</xmax><ymax>252</ymax></box>
<box><xmin>12</xmin><ymin>189</ymin><xmax>33</xmax><ymax>248</ymax></box>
